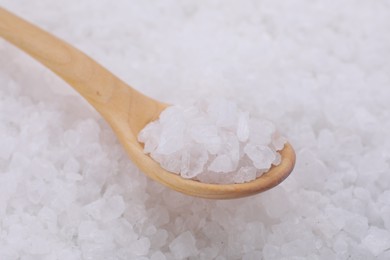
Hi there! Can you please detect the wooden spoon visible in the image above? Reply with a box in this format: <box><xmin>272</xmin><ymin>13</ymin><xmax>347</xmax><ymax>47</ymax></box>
<box><xmin>0</xmin><ymin>7</ymin><xmax>295</xmax><ymax>199</ymax></box>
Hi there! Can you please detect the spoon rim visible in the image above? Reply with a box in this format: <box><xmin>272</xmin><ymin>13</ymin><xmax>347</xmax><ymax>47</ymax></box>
<box><xmin>132</xmin><ymin>141</ymin><xmax>295</xmax><ymax>199</ymax></box>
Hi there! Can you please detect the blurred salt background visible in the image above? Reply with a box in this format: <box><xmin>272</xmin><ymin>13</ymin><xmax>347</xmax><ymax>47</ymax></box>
<box><xmin>0</xmin><ymin>0</ymin><xmax>390</xmax><ymax>259</ymax></box>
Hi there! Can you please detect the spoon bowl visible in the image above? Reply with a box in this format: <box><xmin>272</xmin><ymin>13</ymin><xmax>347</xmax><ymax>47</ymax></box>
<box><xmin>0</xmin><ymin>7</ymin><xmax>295</xmax><ymax>199</ymax></box>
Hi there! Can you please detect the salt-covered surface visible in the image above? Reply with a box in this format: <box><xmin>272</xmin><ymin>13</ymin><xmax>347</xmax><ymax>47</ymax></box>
<box><xmin>1</xmin><ymin>0</ymin><xmax>390</xmax><ymax>259</ymax></box>
<box><xmin>138</xmin><ymin>98</ymin><xmax>285</xmax><ymax>184</ymax></box>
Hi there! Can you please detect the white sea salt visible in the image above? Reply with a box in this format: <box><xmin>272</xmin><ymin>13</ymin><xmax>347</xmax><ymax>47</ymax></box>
<box><xmin>362</xmin><ymin>227</ymin><xmax>390</xmax><ymax>256</ymax></box>
<box><xmin>129</xmin><ymin>237</ymin><xmax>151</xmax><ymax>256</ymax></box>
<box><xmin>138</xmin><ymin>98</ymin><xmax>285</xmax><ymax>184</ymax></box>
<box><xmin>169</xmin><ymin>231</ymin><xmax>198</xmax><ymax>259</ymax></box>
<box><xmin>1</xmin><ymin>0</ymin><xmax>390</xmax><ymax>259</ymax></box>
<box><xmin>85</xmin><ymin>196</ymin><xmax>125</xmax><ymax>222</ymax></box>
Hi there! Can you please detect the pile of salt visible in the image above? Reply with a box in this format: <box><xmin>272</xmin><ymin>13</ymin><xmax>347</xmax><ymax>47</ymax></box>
<box><xmin>138</xmin><ymin>98</ymin><xmax>286</xmax><ymax>184</ymax></box>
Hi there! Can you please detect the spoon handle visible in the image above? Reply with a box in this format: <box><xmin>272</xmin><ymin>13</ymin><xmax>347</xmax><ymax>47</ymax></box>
<box><xmin>0</xmin><ymin>7</ymin><xmax>162</xmax><ymax>132</ymax></box>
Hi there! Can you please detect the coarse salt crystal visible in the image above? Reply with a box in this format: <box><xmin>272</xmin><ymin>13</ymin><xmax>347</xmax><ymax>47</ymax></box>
<box><xmin>138</xmin><ymin>98</ymin><xmax>285</xmax><ymax>184</ymax></box>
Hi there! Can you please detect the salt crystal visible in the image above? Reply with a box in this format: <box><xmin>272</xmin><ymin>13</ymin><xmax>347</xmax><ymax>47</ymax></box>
<box><xmin>244</xmin><ymin>143</ymin><xmax>275</xmax><ymax>170</ymax></box>
<box><xmin>180</xmin><ymin>146</ymin><xmax>208</xmax><ymax>178</ymax></box>
<box><xmin>27</xmin><ymin>179</ymin><xmax>46</xmax><ymax>204</ymax></box>
<box><xmin>233</xmin><ymin>167</ymin><xmax>257</xmax><ymax>183</ymax></box>
<box><xmin>190</xmin><ymin>124</ymin><xmax>218</xmax><ymax>144</ymax></box>
<box><xmin>85</xmin><ymin>196</ymin><xmax>125</xmax><ymax>222</ymax></box>
<box><xmin>200</xmin><ymin>246</ymin><xmax>219</xmax><ymax>259</ymax></box>
<box><xmin>147</xmin><ymin>207</ymin><xmax>170</xmax><ymax>226</ymax></box>
<box><xmin>249</xmin><ymin>120</ymin><xmax>275</xmax><ymax>145</ymax></box>
<box><xmin>207</xmin><ymin>98</ymin><xmax>238</xmax><ymax>128</ymax></box>
<box><xmin>150</xmin><ymin>229</ymin><xmax>169</xmax><ymax>249</ymax></box>
<box><xmin>223</xmin><ymin>133</ymin><xmax>240</xmax><ymax>166</ymax></box>
<box><xmin>63</xmin><ymin>129</ymin><xmax>80</xmax><ymax>148</ymax></box>
<box><xmin>76</xmin><ymin>119</ymin><xmax>100</xmax><ymax>143</ymax></box>
<box><xmin>144</xmin><ymin>225</ymin><xmax>157</xmax><ymax>236</ymax></box>
<box><xmin>240</xmin><ymin>222</ymin><xmax>266</xmax><ymax>251</ymax></box>
<box><xmin>159</xmin><ymin>106</ymin><xmax>182</xmax><ymax>124</ymax></box>
<box><xmin>78</xmin><ymin>221</ymin><xmax>107</xmax><ymax>242</ymax></box>
<box><xmin>182</xmin><ymin>106</ymin><xmax>200</xmax><ymax>119</ymax></box>
<box><xmin>203</xmin><ymin>136</ymin><xmax>222</xmax><ymax>155</ymax></box>
<box><xmin>237</xmin><ymin>112</ymin><xmax>250</xmax><ymax>142</ymax></box>
<box><xmin>156</xmin><ymin>153</ymin><xmax>181</xmax><ymax>174</ymax></box>
<box><xmin>155</xmin><ymin>121</ymin><xmax>185</xmax><ymax>155</ymax></box>
<box><xmin>272</xmin><ymin>152</ymin><xmax>282</xmax><ymax>166</ymax></box>
<box><xmin>332</xmin><ymin>235</ymin><xmax>348</xmax><ymax>253</ymax></box>
<box><xmin>138</xmin><ymin>122</ymin><xmax>162</xmax><ymax>154</ymax></box>
<box><xmin>262</xmin><ymin>187</ymin><xmax>291</xmax><ymax>218</ymax></box>
<box><xmin>63</xmin><ymin>157</ymin><xmax>80</xmax><ymax>173</ymax></box>
<box><xmin>169</xmin><ymin>231</ymin><xmax>198</xmax><ymax>259</ymax></box>
<box><xmin>151</xmin><ymin>251</ymin><xmax>167</xmax><ymax>260</ymax></box>
<box><xmin>208</xmin><ymin>154</ymin><xmax>235</xmax><ymax>173</ymax></box>
<box><xmin>30</xmin><ymin>158</ymin><xmax>57</xmax><ymax>181</ymax></box>
<box><xmin>343</xmin><ymin>215</ymin><xmax>368</xmax><ymax>238</ymax></box>
<box><xmin>362</xmin><ymin>227</ymin><xmax>390</xmax><ymax>256</ymax></box>
<box><xmin>272</xmin><ymin>133</ymin><xmax>287</xmax><ymax>151</ymax></box>
<box><xmin>37</xmin><ymin>206</ymin><xmax>57</xmax><ymax>232</ymax></box>
<box><xmin>129</xmin><ymin>237</ymin><xmax>151</xmax><ymax>256</ymax></box>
